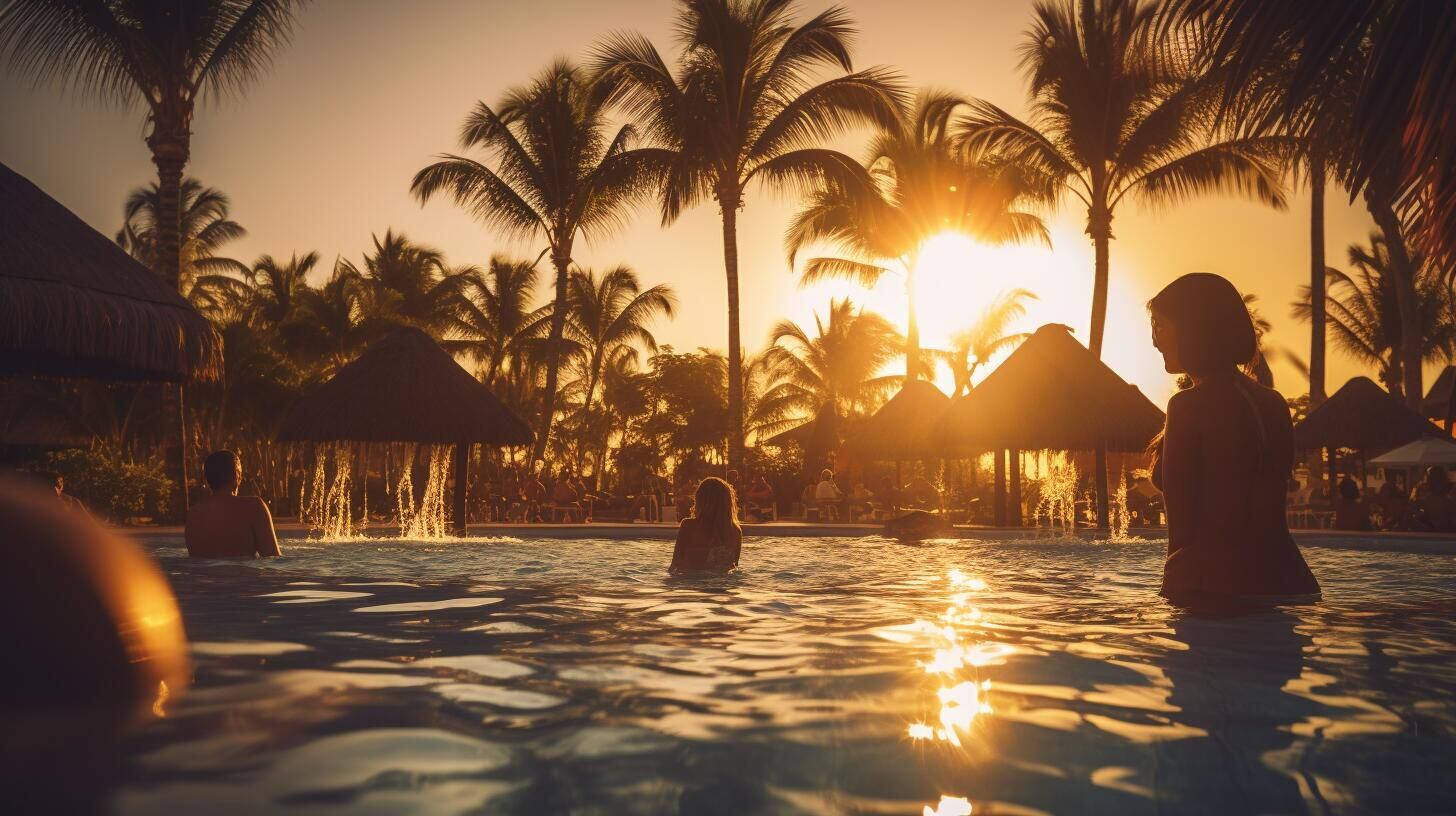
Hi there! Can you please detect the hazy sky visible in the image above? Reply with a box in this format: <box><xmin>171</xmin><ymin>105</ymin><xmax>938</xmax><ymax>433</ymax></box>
<box><xmin>1</xmin><ymin>0</ymin><xmax>1388</xmax><ymax>405</ymax></box>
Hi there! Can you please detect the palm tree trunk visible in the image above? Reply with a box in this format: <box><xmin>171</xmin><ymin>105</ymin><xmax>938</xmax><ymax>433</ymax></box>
<box><xmin>905</xmin><ymin>262</ymin><xmax>921</xmax><ymax>383</ymax></box>
<box><xmin>533</xmin><ymin>248</ymin><xmax>572</xmax><ymax>462</ymax></box>
<box><xmin>575</xmin><ymin>356</ymin><xmax>603</xmax><ymax>472</ymax></box>
<box><xmin>1366</xmin><ymin>186</ymin><xmax>1423</xmax><ymax>409</ymax></box>
<box><xmin>1088</xmin><ymin>206</ymin><xmax>1113</xmax><ymax>528</ymax></box>
<box><xmin>1308</xmin><ymin>150</ymin><xmax>1328</xmax><ymax>405</ymax></box>
<box><xmin>721</xmin><ymin>193</ymin><xmax>746</xmax><ymax>474</ymax></box>
<box><xmin>149</xmin><ymin>130</ymin><xmax>191</xmax><ymax>513</ymax></box>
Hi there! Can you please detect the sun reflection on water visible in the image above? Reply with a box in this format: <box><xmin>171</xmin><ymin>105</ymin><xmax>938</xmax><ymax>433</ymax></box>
<box><xmin>907</xmin><ymin>569</ymin><xmax>1011</xmax><ymax>750</ymax></box>
<box><xmin>923</xmin><ymin>794</ymin><xmax>973</xmax><ymax>816</ymax></box>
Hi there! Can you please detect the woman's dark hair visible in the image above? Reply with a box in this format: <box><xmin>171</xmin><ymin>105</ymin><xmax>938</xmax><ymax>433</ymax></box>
<box><xmin>1148</xmin><ymin>273</ymin><xmax>1257</xmax><ymax>377</ymax></box>
<box><xmin>692</xmin><ymin>477</ymin><xmax>740</xmax><ymax>546</ymax></box>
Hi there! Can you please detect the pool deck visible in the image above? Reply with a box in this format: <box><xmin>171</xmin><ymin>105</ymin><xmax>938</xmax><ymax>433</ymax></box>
<box><xmin>128</xmin><ymin>520</ymin><xmax>1456</xmax><ymax>555</ymax></box>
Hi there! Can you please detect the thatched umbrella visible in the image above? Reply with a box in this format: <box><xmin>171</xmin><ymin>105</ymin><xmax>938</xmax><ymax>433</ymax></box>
<box><xmin>848</xmin><ymin>380</ymin><xmax>951</xmax><ymax>462</ymax></box>
<box><xmin>1421</xmin><ymin>365</ymin><xmax>1456</xmax><ymax>429</ymax></box>
<box><xmin>278</xmin><ymin>327</ymin><xmax>532</xmax><ymax>532</ymax></box>
<box><xmin>936</xmin><ymin>324</ymin><xmax>1165</xmax><ymax>526</ymax></box>
<box><xmin>1294</xmin><ymin>376</ymin><xmax>1440</xmax><ymax>451</ymax></box>
<box><xmin>0</xmin><ymin>162</ymin><xmax>221</xmax><ymax>382</ymax></box>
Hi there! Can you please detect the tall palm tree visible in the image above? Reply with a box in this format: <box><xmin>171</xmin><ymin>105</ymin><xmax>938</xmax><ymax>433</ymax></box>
<box><xmin>1292</xmin><ymin>232</ymin><xmax>1456</xmax><ymax>399</ymax></box>
<box><xmin>941</xmin><ymin>289</ymin><xmax>1037</xmax><ymax>397</ymax></box>
<box><xmin>953</xmin><ymin>0</ymin><xmax>1287</xmax><ymax>358</ymax></box>
<box><xmin>444</xmin><ymin>256</ymin><xmax>544</xmax><ymax>388</ymax></box>
<box><xmin>591</xmin><ymin>0</ymin><xmax>908</xmax><ymax>472</ymax></box>
<box><xmin>343</xmin><ymin>230</ymin><xmax>470</xmax><ymax>336</ymax></box>
<box><xmin>115</xmin><ymin>177</ymin><xmax>250</xmax><ymax>314</ymax></box>
<box><xmin>786</xmin><ymin>92</ymin><xmax>1049</xmax><ymax>383</ymax></box>
<box><xmin>411</xmin><ymin>60</ymin><xmax>661</xmax><ymax>462</ymax></box>
<box><xmin>0</xmin><ymin>0</ymin><xmax>306</xmax><ymax>291</ymax></box>
<box><xmin>761</xmin><ymin>299</ymin><xmax>903</xmax><ymax>429</ymax></box>
<box><xmin>564</xmin><ymin>265</ymin><xmax>677</xmax><ymax>435</ymax></box>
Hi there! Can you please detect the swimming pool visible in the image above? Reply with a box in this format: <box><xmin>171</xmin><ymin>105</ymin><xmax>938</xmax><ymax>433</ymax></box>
<box><xmin>108</xmin><ymin>534</ymin><xmax>1456</xmax><ymax>815</ymax></box>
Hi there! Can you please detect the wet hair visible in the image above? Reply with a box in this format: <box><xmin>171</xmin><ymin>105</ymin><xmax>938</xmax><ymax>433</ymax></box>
<box><xmin>1148</xmin><ymin>273</ymin><xmax>1257</xmax><ymax>377</ymax></box>
<box><xmin>692</xmin><ymin>477</ymin><xmax>740</xmax><ymax>546</ymax></box>
<box><xmin>203</xmin><ymin>450</ymin><xmax>241</xmax><ymax>490</ymax></box>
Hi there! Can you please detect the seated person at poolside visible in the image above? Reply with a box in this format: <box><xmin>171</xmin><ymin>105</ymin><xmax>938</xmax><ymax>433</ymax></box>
<box><xmin>1148</xmin><ymin>273</ymin><xmax>1318</xmax><ymax>603</ymax></box>
<box><xmin>550</xmin><ymin>475</ymin><xmax>582</xmax><ymax>521</ymax></box>
<box><xmin>1332</xmin><ymin>477</ymin><xmax>1371</xmax><ymax>531</ymax></box>
<box><xmin>847</xmin><ymin>481</ymin><xmax>874</xmax><ymax>519</ymax></box>
<box><xmin>185</xmin><ymin>450</ymin><xmax>282</xmax><ymax>559</ymax></box>
<box><xmin>1411</xmin><ymin>467</ymin><xmax>1456</xmax><ymax>532</ymax></box>
<box><xmin>815</xmin><ymin>469</ymin><xmax>843</xmax><ymax>520</ymax></box>
<box><xmin>1373</xmin><ymin>481</ymin><xmax>1409</xmax><ymax>530</ymax></box>
<box><xmin>743</xmin><ymin>476</ymin><xmax>776</xmax><ymax>521</ymax></box>
<box><xmin>669</xmin><ymin>477</ymin><xmax>742</xmax><ymax>573</ymax></box>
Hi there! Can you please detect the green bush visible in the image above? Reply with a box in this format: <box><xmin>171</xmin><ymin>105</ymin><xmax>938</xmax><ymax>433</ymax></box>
<box><xmin>43</xmin><ymin>448</ymin><xmax>172</xmax><ymax>521</ymax></box>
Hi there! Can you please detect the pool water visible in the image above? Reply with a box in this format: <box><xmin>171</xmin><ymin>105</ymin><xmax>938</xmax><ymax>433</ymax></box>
<box><xmin>109</xmin><ymin>534</ymin><xmax>1456</xmax><ymax>815</ymax></box>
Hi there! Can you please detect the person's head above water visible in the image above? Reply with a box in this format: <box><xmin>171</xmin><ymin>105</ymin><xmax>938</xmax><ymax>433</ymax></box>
<box><xmin>203</xmin><ymin>450</ymin><xmax>242</xmax><ymax>493</ymax></box>
<box><xmin>692</xmin><ymin>477</ymin><xmax>739</xmax><ymax>536</ymax></box>
<box><xmin>1149</xmin><ymin>273</ymin><xmax>1257</xmax><ymax>378</ymax></box>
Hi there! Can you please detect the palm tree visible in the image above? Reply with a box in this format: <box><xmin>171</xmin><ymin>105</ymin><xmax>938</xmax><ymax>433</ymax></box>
<box><xmin>411</xmin><ymin>61</ymin><xmax>661</xmax><ymax>462</ymax></box>
<box><xmin>591</xmin><ymin>0</ymin><xmax>908</xmax><ymax>472</ymax></box>
<box><xmin>286</xmin><ymin>261</ymin><xmax>366</xmax><ymax>377</ymax></box>
<box><xmin>954</xmin><ymin>0</ymin><xmax>1287</xmax><ymax>358</ymax></box>
<box><xmin>444</xmin><ymin>256</ymin><xmax>544</xmax><ymax>389</ymax></box>
<box><xmin>115</xmin><ymin>178</ymin><xmax>250</xmax><ymax>315</ymax></box>
<box><xmin>0</xmin><ymin>0</ymin><xmax>306</xmax><ymax>291</ymax></box>
<box><xmin>564</xmin><ymin>265</ymin><xmax>677</xmax><ymax>437</ymax></box>
<box><xmin>1292</xmin><ymin>232</ymin><xmax>1456</xmax><ymax>399</ymax></box>
<box><xmin>941</xmin><ymin>289</ymin><xmax>1037</xmax><ymax>397</ymax></box>
<box><xmin>761</xmin><ymin>299</ymin><xmax>903</xmax><ymax>430</ymax></box>
<box><xmin>340</xmin><ymin>230</ymin><xmax>471</xmax><ymax>337</ymax></box>
<box><xmin>786</xmin><ymin>92</ymin><xmax>1049</xmax><ymax>383</ymax></box>
<box><xmin>240</xmin><ymin>251</ymin><xmax>318</xmax><ymax>331</ymax></box>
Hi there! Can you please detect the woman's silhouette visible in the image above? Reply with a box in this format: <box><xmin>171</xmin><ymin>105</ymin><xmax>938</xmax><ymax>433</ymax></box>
<box><xmin>669</xmin><ymin>477</ymin><xmax>742</xmax><ymax>573</ymax></box>
<box><xmin>1149</xmin><ymin>273</ymin><xmax>1319</xmax><ymax>605</ymax></box>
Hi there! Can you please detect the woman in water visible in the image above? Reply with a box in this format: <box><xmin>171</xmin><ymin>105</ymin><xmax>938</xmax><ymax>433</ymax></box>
<box><xmin>1149</xmin><ymin>273</ymin><xmax>1319</xmax><ymax>605</ymax></box>
<box><xmin>669</xmin><ymin>477</ymin><xmax>742</xmax><ymax>573</ymax></box>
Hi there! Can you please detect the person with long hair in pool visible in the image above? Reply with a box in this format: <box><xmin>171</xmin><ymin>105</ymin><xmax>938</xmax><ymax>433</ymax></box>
<box><xmin>1149</xmin><ymin>273</ymin><xmax>1319</xmax><ymax>605</ymax></box>
<box><xmin>669</xmin><ymin>477</ymin><xmax>742</xmax><ymax>573</ymax></box>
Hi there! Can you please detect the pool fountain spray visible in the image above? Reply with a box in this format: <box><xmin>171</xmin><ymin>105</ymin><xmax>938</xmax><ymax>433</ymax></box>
<box><xmin>1032</xmin><ymin>450</ymin><xmax>1080</xmax><ymax>536</ymax></box>
<box><xmin>300</xmin><ymin>443</ymin><xmax>360</xmax><ymax>538</ymax></box>
<box><xmin>396</xmin><ymin>444</ymin><xmax>451</xmax><ymax>539</ymax></box>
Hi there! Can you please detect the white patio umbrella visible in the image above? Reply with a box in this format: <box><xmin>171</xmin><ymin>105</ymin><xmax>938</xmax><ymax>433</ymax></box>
<box><xmin>1369</xmin><ymin>437</ymin><xmax>1456</xmax><ymax>467</ymax></box>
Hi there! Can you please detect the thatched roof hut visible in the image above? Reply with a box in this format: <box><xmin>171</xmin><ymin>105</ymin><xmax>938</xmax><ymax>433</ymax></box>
<box><xmin>278</xmin><ymin>327</ymin><xmax>532</xmax><ymax>445</ymax></box>
<box><xmin>936</xmin><ymin>324</ymin><xmax>1165</xmax><ymax>452</ymax></box>
<box><xmin>1294</xmin><ymin>376</ymin><xmax>1441</xmax><ymax>451</ymax></box>
<box><xmin>1421</xmin><ymin>365</ymin><xmax>1456</xmax><ymax>420</ymax></box>
<box><xmin>761</xmin><ymin>405</ymin><xmax>840</xmax><ymax>451</ymax></box>
<box><xmin>0</xmin><ymin>162</ymin><xmax>221</xmax><ymax>382</ymax></box>
<box><xmin>849</xmin><ymin>380</ymin><xmax>951</xmax><ymax>461</ymax></box>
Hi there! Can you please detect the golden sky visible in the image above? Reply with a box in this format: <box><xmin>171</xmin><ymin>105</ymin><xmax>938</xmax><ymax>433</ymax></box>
<box><xmin>0</xmin><ymin>0</ymin><xmax>1389</xmax><ymax>405</ymax></box>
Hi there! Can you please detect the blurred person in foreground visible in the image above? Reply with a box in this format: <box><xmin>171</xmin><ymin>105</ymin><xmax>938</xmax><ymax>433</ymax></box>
<box><xmin>185</xmin><ymin>450</ymin><xmax>282</xmax><ymax>559</ymax></box>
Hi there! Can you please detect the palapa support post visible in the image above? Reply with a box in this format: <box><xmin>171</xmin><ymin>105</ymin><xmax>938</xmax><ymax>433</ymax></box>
<box><xmin>993</xmin><ymin>449</ymin><xmax>1007</xmax><ymax>527</ymax></box>
<box><xmin>453</xmin><ymin>441</ymin><xmax>470</xmax><ymax>535</ymax></box>
<box><xmin>1008</xmin><ymin>448</ymin><xmax>1022</xmax><ymax>527</ymax></box>
<box><xmin>1326</xmin><ymin>446</ymin><xmax>1337</xmax><ymax>501</ymax></box>
<box><xmin>1094</xmin><ymin>444</ymin><xmax>1109</xmax><ymax>529</ymax></box>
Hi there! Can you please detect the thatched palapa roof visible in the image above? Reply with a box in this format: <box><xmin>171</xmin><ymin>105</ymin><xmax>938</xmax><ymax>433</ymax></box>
<box><xmin>278</xmin><ymin>327</ymin><xmax>533</xmax><ymax>445</ymax></box>
<box><xmin>1421</xmin><ymin>365</ymin><xmax>1456</xmax><ymax>420</ymax></box>
<box><xmin>0</xmin><ymin>162</ymin><xmax>221</xmax><ymax>382</ymax></box>
<box><xmin>761</xmin><ymin>404</ymin><xmax>840</xmax><ymax>451</ymax></box>
<box><xmin>935</xmin><ymin>324</ymin><xmax>1164</xmax><ymax>452</ymax></box>
<box><xmin>849</xmin><ymin>379</ymin><xmax>951</xmax><ymax>461</ymax></box>
<box><xmin>1294</xmin><ymin>376</ymin><xmax>1440</xmax><ymax>451</ymax></box>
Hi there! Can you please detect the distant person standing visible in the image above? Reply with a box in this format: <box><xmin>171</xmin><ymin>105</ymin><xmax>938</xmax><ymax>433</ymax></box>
<box><xmin>1332</xmin><ymin>477</ymin><xmax>1371</xmax><ymax>531</ymax></box>
<box><xmin>44</xmin><ymin>471</ymin><xmax>88</xmax><ymax>517</ymax></box>
<box><xmin>669</xmin><ymin>477</ymin><xmax>742</xmax><ymax>573</ymax></box>
<box><xmin>185</xmin><ymin>451</ymin><xmax>281</xmax><ymax>559</ymax></box>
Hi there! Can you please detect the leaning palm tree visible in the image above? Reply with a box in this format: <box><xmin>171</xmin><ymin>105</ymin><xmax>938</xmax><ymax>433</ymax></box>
<box><xmin>443</xmin><ymin>256</ymin><xmax>544</xmax><ymax>389</ymax></box>
<box><xmin>564</xmin><ymin>265</ymin><xmax>677</xmax><ymax>435</ymax></box>
<box><xmin>411</xmin><ymin>60</ymin><xmax>661</xmax><ymax>462</ymax></box>
<box><xmin>786</xmin><ymin>92</ymin><xmax>1049</xmax><ymax>383</ymax></box>
<box><xmin>1292</xmin><ymin>232</ymin><xmax>1456</xmax><ymax>400</ymax></box>
<box><xmin>591</xmin><ymin>0</ymin><xmax>908</xmax><ymax>472</ymax></box>
<box><xmin>954</xmin><ymin>0</ymin><xmax>1287</xmax><ymax>358</ymax></box>
<box><xmin>0</xmin><ymin>0</ymin><xmax>307</xmax><ymax>291</ymax></box>
<box><xmin>761</xmin><ymin>299</ymin><xmax>903</xmax><ymax>432</ymax></box>
<box><xmin>941</xmin><ymin>289</ymin><xmax>1037</xmax><ymax>397</ymax></box>
<box><xmin>116</xmin><ymin>177</ymin><xmax>250</xmax><ymax>315</ymax></box>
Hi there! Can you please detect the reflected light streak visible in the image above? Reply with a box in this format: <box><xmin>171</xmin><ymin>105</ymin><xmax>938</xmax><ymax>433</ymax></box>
<box><xmin>923</xmin><ymin>795</ymin><xmax>973</xmax><ymax>816</ymax></box>
<box><xmin>908</xmin><ymin>570</ymin><xmax>1009</xmax><ymax>747</ymax></box>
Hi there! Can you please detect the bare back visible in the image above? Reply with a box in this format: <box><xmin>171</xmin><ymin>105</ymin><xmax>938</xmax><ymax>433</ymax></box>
<box><xmin>185</xmin><ymin>493</ymin><xmax>282</xmax><ymax>559</ymax></box>
<box><xmin>669</xmin><ymin>517</ymin><xmax>741</xmax><ymax>573</ymax></box>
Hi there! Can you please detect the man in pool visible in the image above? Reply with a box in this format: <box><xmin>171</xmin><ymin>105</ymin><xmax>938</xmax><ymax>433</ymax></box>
<box><xmin>185</xmin><ymin>450</ymin><xmax>282</xmax><ymax>559</ymax></box>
